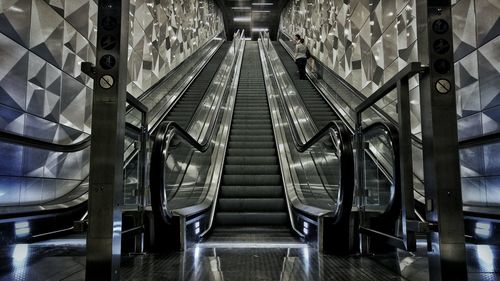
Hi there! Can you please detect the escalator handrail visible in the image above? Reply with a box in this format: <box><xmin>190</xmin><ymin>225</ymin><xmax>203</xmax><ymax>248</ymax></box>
<box><xmin>133</xmin><ymin>31</ymin><xmax>226</xmax><ymax>104</ymax></box>
<box><xmin>361</xmin><ymin>122</ymin><xmax>401</xmax><ymax>216</ymax></box>
<box><xmin>150</xmin><ymin>121</ymin><xmax>212</xmax><ymax>222</ymax></box>
<box><xmin>0</xmin><ymin>93</ymin><xmax>148</xmax><ymax>153</ymax></box>
<box><xmin>259</xmin><ymin>32</ymin><xmax>354</xmax><ymax>224</ymax></box>
<box><xmin>0</xmin><ymin>129</ymin><xmax>91</xmax><ymax>153</ymax></box>
<box><xmin>260</xmin><ymin>32</ymin><xmax>353</xmax><ymax>154</ymax></box>
<box><xmin>278</xmin><ymin>31</ymin><xmax>425</xmax><ymax>148</ymax></box>
<box><xmin>150</xmin><ymin>31</ymin><xmax>245</xmax><ymax>223</ymax></box>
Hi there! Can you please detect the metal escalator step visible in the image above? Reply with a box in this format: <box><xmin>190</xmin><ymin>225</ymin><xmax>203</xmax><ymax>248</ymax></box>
<box><xmin>229</xmin><ymin>135</ymin><xmax>274</xmax><ymax>142</ymax></box>
<box><xmin>229</xmin><ymin>130</ymin><xmax>274</xmax><ymax>137</ymax></box>
<box><xmin>231</xmin><ymin>124</ymin><xmax>272</xmax><ymax>130</ymax></box>
<box><xmin>224</xmin><ymin>164</ymin><xmax>280</xmax><ymax>175</ymax></box>
<box><xmin>225</xmin><ymin>156</ymin><xmax>278</xmax><ymax>165</ymax></box>
<box><xmin>222</xmin><ymin>175</ymin><xmax>282</xmax><ymax>186</ymax></box>
<box><xmin>215</xmin><ymin>42</ymin><xmax>288</xmax><ymax>229</ymax></box>
<box><xmin>219</xmin><ymin>185</ymin><xmax>284</xmax><ymax>198</ymax></box>
<box><xmin>218</xmin><ymin>198</ymin><xmax>286</xmax><ymax>212</ymax></box>
<box><xmin>228</xmin><ymin>141</ymin><xmax>275</xmax><ymax>148</ymax></box>
<box><xmin>215</xmin><ymin>212</ymin><xmax>288</xmax><ymax>226</ymax></box>
<box><xmin>226</xmin><ymin>148</ymin><xmax>276</xmax><ymax>156</ymax></box>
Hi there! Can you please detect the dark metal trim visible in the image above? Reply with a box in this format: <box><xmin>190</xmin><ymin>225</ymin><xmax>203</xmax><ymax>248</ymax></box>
<box><xmin>355</xmin><ymin>63</ymin><xmax>427</xmax><ymax>115</ymax></box>
<box><xmin>359</xmin><ymin>226</ymin><xmax>406</xmax><ymax>250</ymax></box>
<box><xmin>260</xmin><ymin>32</ymin><xmax>355</xmax><ymax>226</ymax></box>
<box><xmin>459</xmin><ymin>131</ymin><xmax>500</xmax><ymax>148</ymax></box>
<box><xmin>361</xmin><ymin>122</ymin><xmax>401</xmax><ymax>216</ymax></box>
<box><xmin>0</xmin><ymin>130</ymin><xmax>91</xmax><ymax>152</ymax></box>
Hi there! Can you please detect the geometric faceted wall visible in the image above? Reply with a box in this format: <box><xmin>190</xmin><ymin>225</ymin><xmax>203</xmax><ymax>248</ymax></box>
<box><xmin>280</xmin><ymin>0</ymin><xmax>419</xmax><ymax>96</ymax></box>
<box><xmin>127</xmin><ymin>0</ymin><xmax>224</xmax><ymax>97</ymax></box>
<box><xmin>0</xmin><ymin>0</ymin><xmax>224</xmax><ymax>206</ymax></box>
<box><xmin>280</xmin><ymin>0</ymin><xmax>500</xmax><ymax>208</ymax></box>
<box><xmin>453</xmin><ymin>0</ymin><xmax>500</xmax><ymax>207</ymax></box>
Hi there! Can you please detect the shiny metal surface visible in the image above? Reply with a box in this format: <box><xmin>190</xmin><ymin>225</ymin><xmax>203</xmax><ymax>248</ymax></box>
<box><xmin>0</xmin><ymin>237</ymin><xmax>498</xmax><ymax>281</ymax></box>
<box><xmin>0</xmin><ymin>0</ymin><xmax>225</xmax><ymax>212</ymax></box>
<box><xmin>258</xmin><ymin>36</ymin><xmax>349</xmax><ymax>245</ymax></box>
<box><xmin>149</xmin><ymin>31</ymin><xmax>245</xmax><ymax>240</ymax></box>
<box><xmin>86</xmin><ymin>1</ymin><xmax>130</xmax><ymax>279</ymax></box>
<box><xmin>277</xmin><ymin>33</ymin><xmax>427</xmax><ymax>205</ymax></box>
<box><xmin>0</xmin><ymin>35</ymin><xmax>225</xmax><ymax>218</ymax></box>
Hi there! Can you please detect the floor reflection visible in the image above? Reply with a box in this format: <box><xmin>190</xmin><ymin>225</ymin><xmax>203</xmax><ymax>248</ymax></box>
<box><xmin>0</xmin><ymin>237</ymin><xmax>498</xmax><ymax>280</ymax></box>
<box><xmin>121</xmin><ymin>246</ymin><xmax>405</xmax><ymax>281</ymax></box>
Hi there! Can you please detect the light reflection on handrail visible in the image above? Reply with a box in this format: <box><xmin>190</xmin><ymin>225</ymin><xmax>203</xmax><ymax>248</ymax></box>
<box><xmin>150</xmin><ymin>31</ymin><xmax>245</xmax><ymax>223</ymax></box>
<box><xmin>259</xmin><ymin>32</ymin><xmax>354</xmax><ymax>225</ymax></box>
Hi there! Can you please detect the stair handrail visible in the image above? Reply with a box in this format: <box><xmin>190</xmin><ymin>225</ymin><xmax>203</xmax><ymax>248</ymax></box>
<box><xmin>259</xmin><ymin>32</ymin><xmax>354</xmax><ymax>224</ymax></box>
<box><xmin>150</xmin><ymin>31</ymin><xmax>245</xmax><ymax>223</ymax></box>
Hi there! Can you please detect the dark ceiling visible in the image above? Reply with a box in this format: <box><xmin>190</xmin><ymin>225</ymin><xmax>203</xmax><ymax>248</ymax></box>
<box><xmin>214</xmin><ymin>0</ymin><xmax>290</xmax><ymax>40</ymax></box>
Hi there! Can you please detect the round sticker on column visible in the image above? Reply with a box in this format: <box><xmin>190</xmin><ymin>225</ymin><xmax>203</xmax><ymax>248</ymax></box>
<box><xmin>435</xmin><ymin>79</ymin><xmax>451</xmax><ymax>94</ymax></box>
<box><xmin>100</xmin><ymin>75</ymin><xmax>114</xmax><ymax>89</ymax></box>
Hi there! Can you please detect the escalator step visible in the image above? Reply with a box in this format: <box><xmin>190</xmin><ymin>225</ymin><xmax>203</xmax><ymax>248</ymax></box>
<box><xmin>215</xmin><ymin>212</ymin><xmax>288</xmax><ymax>226</ymax></box>
<box><xmin>218</xmin><ymin>198</ymin><xmax>286</xmax><ymax>212</ymax></box>
<box><xmin>224</xmin><ymin>165</ymin><xmax>280</xmax><ymax>175</ymax></box>
<box><xmin>219</xmin><ymin>185</ymin><xmax>284</xmax><ymax>198</ymax></box>
<box><xmin>222</xmin><ymin>175</ymin><xmax>282</xmax><ymax>186</ymax></box>
<box><xmin>225</xmin><ymin>156</ymin><xmax>279</xmax><ymax>165</ymax></box>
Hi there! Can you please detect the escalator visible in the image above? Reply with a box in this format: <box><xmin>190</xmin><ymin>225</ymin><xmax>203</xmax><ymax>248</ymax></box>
<box><xmin>0</xmin><ymin>40</ymin><xmax>232</xmax><ymax>243</ymax></box>
<box><xmin>165</xmin><ymin>43</ymin><xmax>231</xmax><ymax>128</ymax></box>
<box><xmin>214</xmin><ymin>42</ymin><xmax>288</xmax><ymax>229</ymax></box>
<box><xmin>273</xmin><ymin>42</ymin><xmax>339</xmax><ymax>129</ymax></box>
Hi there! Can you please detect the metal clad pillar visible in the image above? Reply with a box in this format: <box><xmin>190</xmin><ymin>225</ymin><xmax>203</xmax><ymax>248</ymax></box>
<box><xmin>86</xmin><ymin>0</ymin><xmax>129</xmax><ymax>280</ymax></box>
<box><xmin>416</xmin><ymin>0</ymin><xmax>467</xmax><ymax>280</ymax></box>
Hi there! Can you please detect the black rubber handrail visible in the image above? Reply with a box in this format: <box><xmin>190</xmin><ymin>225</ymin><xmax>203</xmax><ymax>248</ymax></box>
<box><xmin>361</xmin><ymin>122</ymin><xmax>401</xmax><ymax>216</ymax></box>
<box><xmin>0</xmin><ymin>93</ymin><xmax>148</xmax><ymax>153</ymax></box>
<box><xmin>0</xmin><ymin>130</ymin><xmax>91</xmax><ymax>153</ymax></box>
<box><xmin>458</xmin><ymin>131</ymin><xmax>500</xmax><ymax>149</ymax></box>
<box><xmin>150</xmin><ymin>121</ymin><xmax>215</xmax><ymax>222</ymax></box>
<box><xmin>149</xmin><ymin>32</ymin><xmax>244</xmax><ymax>223</ymax></box>
<box><xmin>279</xmin><ymin>31</ymin><xmax>424</xmax><ymax>148</ymax></box>
<box><xmin>260</xmin><ymin>32</ymin><xmax>354</xmax><ymax>224</ymax></box>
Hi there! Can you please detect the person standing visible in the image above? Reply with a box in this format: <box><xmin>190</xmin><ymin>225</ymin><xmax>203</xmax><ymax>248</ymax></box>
<box><xmin>294</xmin><ymin>35</ymin><xmax>308</xmax><ymax>80</ymax></box>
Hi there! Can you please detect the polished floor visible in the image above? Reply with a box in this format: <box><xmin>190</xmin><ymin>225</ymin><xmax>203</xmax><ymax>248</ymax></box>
<box><xmin>0</xmin><ymin>236</ymin><xmax>498</xmax><ymax>281</ymax></box>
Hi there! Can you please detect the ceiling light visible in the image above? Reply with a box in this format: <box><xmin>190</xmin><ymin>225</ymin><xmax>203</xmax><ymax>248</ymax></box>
<box><xmin>252</xmin><ymin>27</ymin><xmax>269</xmax><ymax>32</ymax></box>
<box><xmin>232</xmin><ymin>6</ymin><xmax>251</xmax><ymax>10</ymax></box>
<box><xmin>234</xmin><ymin>16</ymin><xmax>251</xmax><ymax>22</ymax></box>
<box><xmin>252</xmin><ymin>2</ymin><xmax>274</xmax><ymax>6</ymax></box>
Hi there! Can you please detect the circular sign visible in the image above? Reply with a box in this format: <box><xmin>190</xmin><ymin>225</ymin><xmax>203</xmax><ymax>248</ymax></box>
<box><xmin>433</xmin><ymin>39</ymin><xmax>450</xmax><ymax>55</ymax></box>
<box><xmin>432</xmin><ymin>19</ymin><xmax>449</xmax><ymax>34</ymax></box>
<box><xmin>100</xmin><ymin>35</ymin><xmax>117</xmax><ymax>50</ymax></box>
<box><xmin>435</xmin><ymin>79</ymin><xmax>451</xmax><ymax>94</ymax></box>
<box><xmin>101</xmin><ymin>16</ymin><xmax>117</xmax><ymax>31</ymax></box>
<box><xmin>99</xmin><ymin>75</ymin><xmax>114</xmax><ymax>89</ymax></box>
<box><xmin>433</xmin><ymin>59</ymin><xmax>450</xmax><ymax>74</ymax></box>
<box><xmin>100</xmin><ymin>54</ymin><xmax>116</xmax><ymax>70</ymax></box>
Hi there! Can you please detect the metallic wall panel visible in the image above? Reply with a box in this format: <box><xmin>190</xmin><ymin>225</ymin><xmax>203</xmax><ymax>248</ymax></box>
<box><xmin>280</xmin><ymin>0</ymin><xmax>500</xmax><ymax>210</ymax></box>
<box><xmin>0</xmin><ymin>0</ymin><xmax>224</xmax><ymax>206</ymax></box>
<box><xmin>0</xmin><ymin>177</ymin><xmax>21</xmax><ymax>206</ymax></box>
